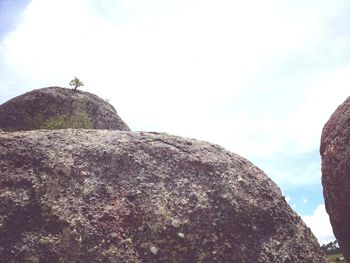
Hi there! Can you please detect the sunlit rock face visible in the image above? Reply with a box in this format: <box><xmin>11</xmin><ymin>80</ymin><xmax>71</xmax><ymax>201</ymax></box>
<box><xmin>0</xmin><ymin>86</ymin><xmax>130</xmax><ymax>131</ymax></box>
<box><xmin>321</xmin><ymin>96</ymin><xmax>350</xmax><ymax>261</ymax></box>
<box><xmin>0</xmin><ymin>129</ymin><xmax>327</xmax><ymax>262</ymax></box>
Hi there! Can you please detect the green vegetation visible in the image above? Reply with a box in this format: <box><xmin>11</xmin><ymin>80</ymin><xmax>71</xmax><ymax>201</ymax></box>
<box><xmin>24</xmin><ymin>98</ymin><xmax>93</xmax><ymax>130</ymax></box>
<box><xmin>69</xmin><ymin>77</ymin><xmax>84</xmax><ymax>90</ymax></box>
<box><xmin>322</xmin><ymin>240</ymin><xmax>341</xmax><ymax>255</ymax></box>
<box><xmin>42</xmin><ymin>112</ymin><xmax>92</xmax><ymax>129</ymax></box>
<box><xmin>327</xmin><ymin>253</ymin><xmax>346</xmax><ymax>262</ymax></box>
<box><xmin>322</xmin><ymin>240</ymin><xmax>347</xmax><ymax>262</ymax></box>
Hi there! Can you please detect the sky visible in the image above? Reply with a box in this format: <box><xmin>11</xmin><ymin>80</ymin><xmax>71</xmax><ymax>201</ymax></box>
<box><xmin>1</xmin><ymin>0</ymin><xmax>349</xmax><ymax>245</ymax></box>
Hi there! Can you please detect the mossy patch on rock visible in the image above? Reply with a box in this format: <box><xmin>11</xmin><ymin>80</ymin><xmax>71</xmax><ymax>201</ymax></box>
<box><xmin>23</xmin><ymin>99</ymin><xmax>93</xmax><ymax>130</ymax></box>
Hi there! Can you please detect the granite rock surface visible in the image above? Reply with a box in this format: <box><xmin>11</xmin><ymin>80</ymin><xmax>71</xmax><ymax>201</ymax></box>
<box><xmin>0</xmin><ymin>129</ymin><xmax>328</xmax><ymax>262</ymax></box>
<box><xmin>321</xmin><ymin>96</ymin><xmax>350</xmax><ymax>261</ymax></box>
<box><xmin>0</xmin><ymin>87</ymin><xmax>130</xmax><ymax>131</ymax></box>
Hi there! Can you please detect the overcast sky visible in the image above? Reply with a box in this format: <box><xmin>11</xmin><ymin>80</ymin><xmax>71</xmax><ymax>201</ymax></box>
<box><xmin>1</xmin><ymin>0</ymin><xmax>350</xmax><ymax>245</ymax></box>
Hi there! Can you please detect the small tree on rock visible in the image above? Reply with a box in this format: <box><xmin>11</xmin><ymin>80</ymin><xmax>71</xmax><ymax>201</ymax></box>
<box><xmin>69</xmin><ymin>77</ymin><xmax>84</xmax><ymax>90</ymax></box>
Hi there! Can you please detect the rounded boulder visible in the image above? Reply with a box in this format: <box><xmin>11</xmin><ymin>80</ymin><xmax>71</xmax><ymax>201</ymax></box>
<box><xmin>321</xmin><ymin>96</ymin><xmax>350</xmax><ymax>261</ymax></box>
<box><xmin>0</xmin><ymin>130</ymin><xmax>328</xmax><ymax>262</ymax></box>
<box><xmin>0</xmin><ymin>87</ymin><xmax>130</xmax><ymax>131</ymax></box>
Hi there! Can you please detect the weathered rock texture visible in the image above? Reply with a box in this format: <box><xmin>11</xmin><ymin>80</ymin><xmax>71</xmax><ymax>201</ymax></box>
<box><xmin>0</xmin><ymin>130</ymin><xmax>327</xmax><ymax>262</ymax></box>
<box><xmin>0</xmin><ymin>87</ymin><xmax>130</xmax><ymax>131</ymax></box>
<box><xmin>321</xmin><ymin>97</ymin><xmax>350</xmax><ymax>261</ymax></box>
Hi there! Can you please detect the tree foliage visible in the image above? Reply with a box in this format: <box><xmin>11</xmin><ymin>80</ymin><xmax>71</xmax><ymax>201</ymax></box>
<box><xmin>321</xmin><ymin>240</ymin><xmax>341</xmax><ymax>255</ymax></box>
<box><xmin>69</xmin><ymin>77</ymin><xmax>84</xmax><ymax>90</ymax></box>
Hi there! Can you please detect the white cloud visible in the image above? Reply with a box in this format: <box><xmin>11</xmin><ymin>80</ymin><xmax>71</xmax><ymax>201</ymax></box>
<box><xmin>302</xmin><ymin>204</ymin><xmax>335</xmax><ymax>245</ymax></box>
<box><xmin>252</xmin><ymin>154</ymin><xmax>322</xmax><ymax>188</ymax></box>
<box><xmin>302</xmin><ymin>197</ymin><xmax>308</xmax><ymax>204</ymax></box>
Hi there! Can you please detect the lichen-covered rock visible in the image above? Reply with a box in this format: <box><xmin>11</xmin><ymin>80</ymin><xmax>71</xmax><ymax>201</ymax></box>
<box><xmin>0</xmin><ymin>130</ymin><xmax>327</xmax><ymax>262</ymax></box>
<box><xmin>321</xmin><ymin>97</ymin><xmax>350</xmax><ymax>261</ymax></box>
<box><xmin>0</xmin><ymin>87</ymin><xmax>130</xmax><ymax>131</ymax></box>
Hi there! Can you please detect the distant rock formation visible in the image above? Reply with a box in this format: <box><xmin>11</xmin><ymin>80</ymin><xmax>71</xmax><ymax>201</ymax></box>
<box><xmin>321</xmin><ymin>97</ymin><xmax>350</xmax><ymax>261</ymax></box>
<box><xmin>0</xmin><ymin>130</ymin><xmax>328</xmax><ymax>262</ymax></box>
<box><xmin>0</xmin><ymin>87</ymin><xmax>130</xmax><ymax>131</ymax></box>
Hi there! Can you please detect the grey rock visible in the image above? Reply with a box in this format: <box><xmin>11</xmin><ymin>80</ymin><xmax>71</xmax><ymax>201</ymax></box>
<box><xmin>0</xmin><ymin>130</ymin><xmax>328</xmax><ymax>262</ymax></box>
<box><xmin>321</xmin><ymin>97</ymin><xmax>350</xmax><ymax>261</ymax></box>
<box><xmin>0</xmin><ymin>87</ymin><xmax>130</xmax><ymax>131</ymax></box>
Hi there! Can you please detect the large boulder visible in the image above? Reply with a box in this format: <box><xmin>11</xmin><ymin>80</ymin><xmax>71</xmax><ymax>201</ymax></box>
<box><xmin>0</xmin><ymin>87</ymin><xmax>130</xmax><ymax>131</ymax></box>
<box><xmin>0</xmin><ymin>129</ymin><xmax>327</xmax><ymax>262</ymax></box>
<box><xmin>321</xmin><ymin>97</ymin><xmax>350</xmax><ymax>261</ymax></box>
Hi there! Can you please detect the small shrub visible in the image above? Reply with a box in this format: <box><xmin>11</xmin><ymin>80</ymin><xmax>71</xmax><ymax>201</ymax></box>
<box><xmin>42</xmin><ymin>112</ymin><xmax>92</xmax><ymax>130</ymax></box>
<box><xmin>22</xmin><ymin>98</ymin><xmax>92</xmax><ymax>130</ymax></box>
